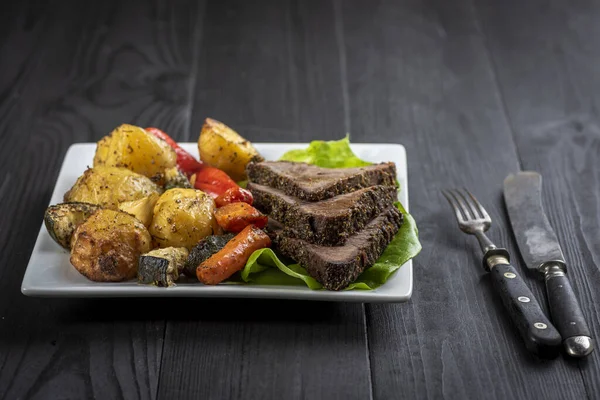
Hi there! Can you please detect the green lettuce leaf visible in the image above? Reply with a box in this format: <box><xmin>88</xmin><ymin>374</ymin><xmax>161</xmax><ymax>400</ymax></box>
<box><xmin>240</xmin><ymin>137</ymin><xmax>421</xmax><ymax>290</ymax></box>
<box><xmin>280</xmin><ymin>135</ymin><xmax>371</xmax><ymax>168</ymax></box>
<box><xmin>241</xmin><ymin>248</ymin><xmax>323</xmax><ymax>289</ymax></box>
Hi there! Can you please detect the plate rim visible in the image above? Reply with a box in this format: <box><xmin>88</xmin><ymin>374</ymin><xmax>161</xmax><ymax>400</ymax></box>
<box><xmin>21</xmin><ymin>142</ymin><xmax>413</xmax><ymax>303</ymax></box>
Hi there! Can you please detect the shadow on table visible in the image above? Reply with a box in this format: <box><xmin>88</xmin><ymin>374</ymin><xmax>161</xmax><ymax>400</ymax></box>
<box><xmin>55</xmin><ymin>297</ymin><xmax>349</xmax><ymax>324</ymax></box>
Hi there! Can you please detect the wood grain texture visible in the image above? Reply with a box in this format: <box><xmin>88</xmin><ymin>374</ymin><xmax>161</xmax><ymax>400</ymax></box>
<box><xmin>0</xmin><ymin>0</ymin><xmax>203</xmax><ymax>398</ymax></box>
<box><xmin>476</xmin><ymin>0</ymin><xmax>600</xmax><ymax>396</ymax></box>
<box><xmin>188</xmin><ymin>0</ymin><xmax>347</xmax><ymax>142</ymax></box>
<box><xmin>339</xmin><ymin>0</ymin><xmax>588</xmax><ymax>399</ymax></box>
<box><xmin>1</xmin><ymin>0</ymin><xmax>600</xmax><ymax>399</ymax></box>
<box><xmin>156</xmin><ymin>2</ymin><xmax>372</xmax><ymax>399</ymax></box>
<box><xmin>158</xmin><ymin>299</ymin><xmax>370</xmax><ymax>400</ymax></box>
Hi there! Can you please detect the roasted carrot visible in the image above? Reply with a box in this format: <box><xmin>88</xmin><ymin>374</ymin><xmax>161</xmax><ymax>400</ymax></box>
<box><xmin>214</xmin><ymin>202</ymin><xmax>268</xmax><ymax>233</ymax></box>
<box><xmin>215</xmin><ymin>187</ymin><xmax>254</xmax><ymax>207</ymax></box>
<box><xmin>196</xmin><ymin>225</ymin><xmax>271</xmax><ymax>284</ymax></box>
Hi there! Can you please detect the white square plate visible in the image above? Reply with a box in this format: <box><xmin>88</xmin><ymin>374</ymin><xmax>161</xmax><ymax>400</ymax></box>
<box><xmin>21</xmin><ymin>143</ymin><xmax>412</xmax><ymax>302</ymax></box>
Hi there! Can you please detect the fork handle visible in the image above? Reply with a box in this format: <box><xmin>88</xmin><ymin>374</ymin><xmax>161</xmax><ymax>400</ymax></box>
<box><xmin>485</xmin><ymin>250</ymin><xmax>562</xmax><ymax>358</ymax></box>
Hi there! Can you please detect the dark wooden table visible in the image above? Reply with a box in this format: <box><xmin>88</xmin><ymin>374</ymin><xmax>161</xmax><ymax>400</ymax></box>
<box><xmin>1</xmin><ymin>1</ymin><xmax>599</xmax><ymax>399</ymax></box>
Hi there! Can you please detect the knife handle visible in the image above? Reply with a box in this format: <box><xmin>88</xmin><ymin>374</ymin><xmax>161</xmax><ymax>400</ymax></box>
<box><xmin>544</xmin><ymin>264</ymin><xmax>594</xmax><ymax>357</ymax></box>
<box><xmin>486</xmin><ymin>252</ymin><xmax>562</xmax><ymax>357</ymax></box>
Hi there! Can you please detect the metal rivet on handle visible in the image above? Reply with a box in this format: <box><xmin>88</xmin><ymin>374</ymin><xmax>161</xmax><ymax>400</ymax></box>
<box><xmin>534</xmin><ymin>323</ymin><xmax>547</xmax><ymax>329</ymax></box>
<box><xmin>504</xmin><ymin>272</ymin><xmax>516</xmax><ymax>279</ymax></box>
<box><xmin>518</xmin><ymin>296</ymin><xmax>530</xmax><ymax>303</ymax></box>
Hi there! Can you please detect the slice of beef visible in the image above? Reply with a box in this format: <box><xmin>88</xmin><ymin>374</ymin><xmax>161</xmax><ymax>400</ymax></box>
<box><xmin>246</xmin><ymin>161</ymin><xmax>397</xmax><ymax>201</ymax></box>
<box><xmin>274</xmin><ymin>206</ymin><xmax>403</xmax><ymax>290</ymax></box>
<box><xmin>248</xmin><ymin>182</ymin><xmax>397</xmax><ymax>246</ymax></box>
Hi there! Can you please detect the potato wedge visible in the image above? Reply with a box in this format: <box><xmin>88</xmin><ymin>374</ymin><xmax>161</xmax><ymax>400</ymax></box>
<box><xmin>198</xmin><ymin>118</ymin><xmax>264</xmax><ymax>181</ymax></box>
<box><xmin>150</xmin><ymin>188</ymin><xmax>218</xmax><ymax>249</ymax></box>
<box><xmin>94</xmin><ymin>124</ymin><xmax>177</xmax><ymax>180</ymax></box>
<box><xmin>118</xmin><ymin>193</ymin><xmax>160</xmax><ymax>227</ymax></box>
<box><xmin>64</xmin><ymin>166</ymin><xmax>162</xmax><ymax>209</ymax></box>
<box><xmin>70</xmin><ymin>209</ymin><xmax>152</xmax><ymax>282</ymax></box>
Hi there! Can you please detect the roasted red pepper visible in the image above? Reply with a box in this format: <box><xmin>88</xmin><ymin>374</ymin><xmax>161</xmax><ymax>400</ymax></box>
<box><xmin>215</xmin><ymin>187</ymin><xmax>253</xmax><ymax>207</ymax></box>
<box><xmin>192</xmin><ymin>167</ymin><xmax>239</xmax><ymax>198</ymax></box>
<box><xmin>214</xmin><ymin>202</ymin><xmax>268</xmax><ymax>233</ymax></box>
<box><xmin>146</xmin><ymin>127</ymin><xmax>251</xmax><ymax>200</ymax></box>
<box><xmin>146</xmin><ymin>127</ymin><xmax>204</xmax><ymax>177</ymax></box>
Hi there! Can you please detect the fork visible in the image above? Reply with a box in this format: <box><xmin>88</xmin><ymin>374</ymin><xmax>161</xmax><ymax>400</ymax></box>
<box><xmin>442</xmin><ymin>188</ymin><xmax>561</xmax><ymax>357</ymax></box>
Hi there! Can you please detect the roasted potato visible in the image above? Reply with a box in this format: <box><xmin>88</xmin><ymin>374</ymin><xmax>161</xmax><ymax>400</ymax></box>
<box><xmin>44</xmin><ymin>202</ymin><xmax>102</xmax><ymax>249</ymax></box>
<box><xmin>149</xmin><ymin>188</ymin><xmax>218</xmax><ymax>249</ymax></box>
<box><xmin>94</xmin><ymin>124</ymin><xmax>177</xmax><ymax>180</ymax></box>
<box><xmin>118</xmin><ymin>193</ymin><xmax>160</xmax><ymax>227</ymax></box>
<box><xmin>198</xmin><ymin>118</ymin><xmax>264</xmax><ymax>181</ymax></box>
<box><xmin>70</xmin><ymin>209</ymin><xmax>152</xmax><ymax>282</ymax></box>
<box><xmin>64</xmin><ymin>166</ymin><xmax>162</xmax><ymax>209</ymax></box>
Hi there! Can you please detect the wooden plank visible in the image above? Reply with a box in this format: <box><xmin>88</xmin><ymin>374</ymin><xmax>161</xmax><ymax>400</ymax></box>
<box><xmin>338</xmin><ymin>0</ymin><xmax>588</xmax><ymax>399</ymax></box>
<box><xmin>0</xmin><ymin>0</ymin><xmax>202</xmax><ymax>398</ymax></box>
<box><xmin>157</xmin><ymin>1</ymin><xmax>371</xmax><ymax>399</ymax></box>
<box><xmin>188</xmin><ymin>0</ymin><xmax>347</xmax><ymax>142</ymax></box>
<box><xmin>158</xmin><ymin>299</ymin><xmax>370</xmax><ymax>400</ymax></box>
<box><xmin>475</xmin><ymin>0</ymin><xmax>600</xmax><ymax>396</ymax></box>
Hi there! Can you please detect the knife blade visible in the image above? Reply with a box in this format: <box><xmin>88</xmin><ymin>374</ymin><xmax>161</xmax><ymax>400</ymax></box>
<box><xmin>504</xmin><ymin>171</ymin><xmax>594</xmax><ymax>357</ymax></box>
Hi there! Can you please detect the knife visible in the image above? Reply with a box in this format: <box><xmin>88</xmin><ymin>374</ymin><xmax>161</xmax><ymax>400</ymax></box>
<box><xmin>443</xmin><ymin>188</ymin><xmax>561</xmax><ymax>357</ymax></box>
<box><xmin>504</xmin><ymin>172</ymin><xmax>594</xmax><ymax>358</ymax></box>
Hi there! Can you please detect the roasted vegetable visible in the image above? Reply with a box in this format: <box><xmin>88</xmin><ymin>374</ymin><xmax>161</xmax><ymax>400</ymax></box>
<box><xmin>118</xmin><ymin>193</ymin><xmax>160</xmax><ymax>227</ymax></box>
<box><xmin>138</xmin><ymin>247</ymin><xmax>189</xmax><ymax>287</ymax></box>
<box><xmin>214</xmin><ymin>202</ymin><xmax>268</xmax><ymax>233</ymax></box>
<box><xmin>191</xmin><ymin>166</ymin><xmax>238</xmax><ymax>198</ymax></box>
<box><xmin>197</xmin><ymin>225</ymin><xmax>271</xmax><ymax>285</ymax></box>
<box><xmin>182</xmin><ymin>233</ymin><xmax>235</xmax><ymax>277</ymax></box>
<box><xmin>70</xmin><ymin>209</ymin><xmax>152</xmax><ymax>281</ymax></box>
<box><xmin>147</xmin><ymin>125</ymin><xmax>244</xmax><ymax>196</ymax></box>
<box><xmin>215</xmin><ymin>187</ymin><xmax>253</xmax><ymax>207</ymax></box>
<box><xmin>94</xmin><ymin>124</ymin><xmax>177</xmax><ymax>180</ymax></box>
<box><xmin>146</xmin><ymin>127</ymin><xmax>204</xmax><ymax>177</ymax></box>
<box><xmin>44</xmin><ymin>202</ymin><xmax>102</xmax><ymax>249</ymax></box>
<box><xmin>149</xmin><ymin>188</ymin><xmax>217</xmax><ymax>249</ymax></box>
<box><xmin>198</xmin><ymin>118</ymin><xmax>264</xmax><ymax>181</ymax></box>
<box><xmin>64</xmin><ymin>166</ymin><xmax>162</xmax><ymax>209</ymax></box>
<box><xmin>163</xmin><ymin>166</ymin><xmax>192</xmax><ymax>190</ymax></box>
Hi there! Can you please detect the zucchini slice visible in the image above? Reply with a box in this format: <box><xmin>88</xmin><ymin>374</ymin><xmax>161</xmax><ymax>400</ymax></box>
<box><xmin>44</xmin><ymin>202</ymin><xmax>102</xmax><ymax>249</ymax></box>
<box><xmin>138</xmin><ymin>247</ymin><xmax>189</xmax><ymax>287</ymax></box>
<box><xmin>182</xmin><ymin>234</ymin><xmax>235</xmax><ymax>277</ymax></box>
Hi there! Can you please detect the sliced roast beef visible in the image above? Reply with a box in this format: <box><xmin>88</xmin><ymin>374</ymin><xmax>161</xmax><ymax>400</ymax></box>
<box><xmin>246</xmin><ymin>161</ymin><xmax>397</xmax><ymax>201</ymax></box>
<box><xmin>248</xmin><ymin>182</ymin><xmax>397</xmax><ymax>246</ymax></box>
<box><xmin>274</xmin><ymin>206</ymin><xmax>403</xmax><ymax>290</ymax></box>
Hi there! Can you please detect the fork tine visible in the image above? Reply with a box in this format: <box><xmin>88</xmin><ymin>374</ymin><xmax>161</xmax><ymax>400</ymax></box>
<box><xmin>463</xmin><ymin>188</ymin><xmax>490</xmax><ymax>219</ymax></box>
<box><xmin>442</xmin><ymin>189</ymin><xmax>466</xmax><ymax>223</ymax></box>
<box><xmin>455</xmin><ymin>188</ymin><xmax>480</xmax><ymax>219</ymax></box>
<box><xmin>448</xmin><ymin>189</ymin><xmax>474</xmax><ymax>220</ymax></box>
